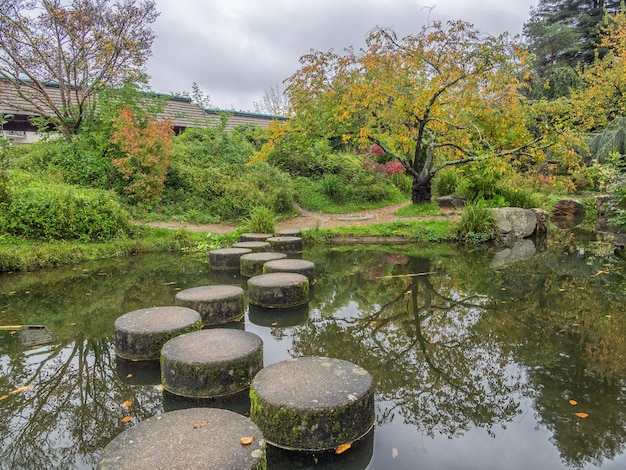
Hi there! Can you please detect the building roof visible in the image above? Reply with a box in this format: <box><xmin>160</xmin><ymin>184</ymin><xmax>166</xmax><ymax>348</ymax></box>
<box><xmin>0</xmin><ymin>79</ymin><xmax>288</xmax><ymax>131</ymax></box>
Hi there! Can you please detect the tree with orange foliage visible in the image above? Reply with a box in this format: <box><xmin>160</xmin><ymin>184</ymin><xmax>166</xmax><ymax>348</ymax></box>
<box><xmin>274</xmin><ymin>21</ymin><xmax>545</xmax><ymax>203</ymax></box>
<box><xmin>110</xmin><ymin>106</ymin><xmax>173</xmax><ymax>204</ymax></box>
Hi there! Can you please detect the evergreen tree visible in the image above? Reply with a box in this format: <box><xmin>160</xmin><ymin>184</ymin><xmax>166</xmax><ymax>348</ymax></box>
<box><xmin>523</xmin><ymin>0</ymin><xmax>622</xmax><ymax>98</ymax></box>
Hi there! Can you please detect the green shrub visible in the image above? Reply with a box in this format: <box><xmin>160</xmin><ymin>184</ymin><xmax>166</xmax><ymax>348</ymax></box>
<box><xmin>432</xmin><ymin>167</ymin><xmax>460</xmax><ymax>197</ymax></box>
<box><xmin>0</xmin><ymin>173</ymin><xmax>132</xmax><ymax>241</ymax></box>
<box><xmin>319</xmin><ymin>174</ymin><xmax>346</xmax><ymax>202</ymax></box>
<box><xmin>454</xmin><ymin>199</ymin><xmax>496</xmax><ymax>244</ymax></box>
<box><xmin>244</xmin><ymin>205</ymin><xmax>276</xmax><ymax>233</ymax></box>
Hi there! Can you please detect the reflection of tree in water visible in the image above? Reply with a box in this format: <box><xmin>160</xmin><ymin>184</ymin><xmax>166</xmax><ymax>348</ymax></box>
<box><xmin>292</xmin><ymin>254</ymin><xmax>523</xmax><ymax>438</ymax></box>
<box><xmin>494</xmin><ymin>249</ymin><xmax>626</xmax><ymax>468</ymax></box>
<box><xmin>0</xmin><ymin>334</ymin><xmax>163</xmax><ymax>469</ymax></box>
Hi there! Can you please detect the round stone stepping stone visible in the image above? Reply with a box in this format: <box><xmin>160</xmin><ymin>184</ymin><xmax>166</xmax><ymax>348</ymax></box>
<box><xmin>240</xmin><ymin>233</ymin><xmax>272</xmax><ymax>242</ymax></box>
<box><xmin>233</xmin><ymin>241</ymin><xmax>270</xmax><ymax>252</ymax></box>
<box><xmin>97</xmin><ymin>408</ymin><xmax>266</xmax><ymax>470</ymax></box>
<box><xmin>248</xmin><ymin>304</ymin><xmax>309</xmax><ymax>328</ymax></box>
<box><xmin>209</xmin><ymin>247</ymin><xmax>252</xmax><ymax>271</ymax></box>
<box><xmin>265</xmin><ymin>236</ymin><xmax>302</xmax><ymax>253</ymax></box>
<box><xmin>175</xmin><ymin>285</ymin><xmax>244</xmax><ymax>326</ymax></box>
<box><xmin>240</xmin><ymin>252</ymin><xmax>288</xmax><ymax>277</ymax></box>
<box><xmin>274</xmin><ymin>229</ymin><xmax>301</xmax><ymax>237</ymax></box>
<box><xmin>114</xmin><ymin>307</ymin><xmax>201</xmax><ymax>361</ymax></box>
<box><xmin>250</xmin><ymin>356</ymin><xmax>375</xmax><ymax>452</ymax></box>
<box><xmin>161</xmin><ymin>329</ymin><xmax>263</xmax><ymax>399</ymax></box>
<box><xmin>247</xmin><ymin>273</ymin><xmax>309</xmax><ymax>309</ymax></box>
<box><xmin>263</xmin><ymin>258</ymin><xmax>315</xmax><ymax>283</ymax></box>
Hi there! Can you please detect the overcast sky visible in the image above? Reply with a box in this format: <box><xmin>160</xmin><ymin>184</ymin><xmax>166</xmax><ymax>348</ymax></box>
<box><xmin>147</xmin><ymin>0</ymin><xmax>538</xmax><ymax>112</ymax></box>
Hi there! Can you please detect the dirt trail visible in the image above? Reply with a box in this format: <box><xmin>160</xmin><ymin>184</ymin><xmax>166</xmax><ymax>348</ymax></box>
<box><xmin>144</xmin><ymin>202</ymin><xmax>458</xmax><ymax>233</ymax></box>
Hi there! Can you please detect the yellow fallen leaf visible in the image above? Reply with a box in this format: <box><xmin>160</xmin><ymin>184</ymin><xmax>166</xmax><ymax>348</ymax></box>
<box><xmin>68</xmin><ymin>322</ymin><xmax>77</xmax><ymax>326</ymax></box>
<box><xmin>335</xmin><ymin>443</ymin><xmax>351</xmax><ymax>454</ymax></box>
<box><xmin>10</xmin><ymin>385</ymin><xmax>33</xmax><ymax>395</ymax></box>
<box><xmin>122</xmin><ymin>400</ymin><xmax>132</xmax><ymax>407</ymax></box>
<box><xmin>0</xmin><ymin>395</ymin><xmax>9</xmax><ymax>400</ymax></box>
<box><xmin>121</xmin><ymin>416</ymin><xmax>133</xmax><ymax>423</ymax></box>
<box><xmin>126</xmin><ymin>373</ymin><xmax>133</xmax><ymax>379</ymax></box>
<box><xmin>271</xmin><ymin>322</ymin><xmax>278</xmax><ymax>327</ymax></box>
<box><xmin>240</xmin><ymin>435</ymin><xmax>254</xmax><ymax>445</ymax></box>
<box><xmin>193</xmin><ymin>420</ymin><xmax>209</xmax><ymax>429</ymax></box>
<box><xmin>428</xmin><ymin>339</ymin><xmax>437</xmax><ymax>344</ymax></box>
<box><xmin>9</xmin><ymin>331</ymin><xmax>16</xmax><ymax>335</ymax></box>
<box><xmin>569</xmin><ymin>400</ymin><xmax>578</xmax><ymax>406</ymax></box>
<box><xmin>155</xmin><ymin>385</ymin><xmax>164</xmax><ymax>392</ymax></box>
<box><xmin>392</xmin><ymin>447</ymin><xmax>399</xmax><ymax>459</ymax></box>
<box><xmin>575</xmin><ymin>412</ymin><xmax>589</xmax><ymax>418</ymax></box>
<box><xmin>31</xmin><ymin>345</ymin><xmax>40</xmax><ymax>349</ymax></box>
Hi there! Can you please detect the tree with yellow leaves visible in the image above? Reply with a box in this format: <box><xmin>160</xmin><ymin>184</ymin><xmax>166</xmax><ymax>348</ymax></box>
<box><xmin>274</xmin><ymin>21</ymin><xmax>545</xmax><ymax>203</ymax></box>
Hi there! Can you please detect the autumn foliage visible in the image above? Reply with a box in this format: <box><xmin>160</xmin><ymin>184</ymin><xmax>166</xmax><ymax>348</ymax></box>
<box><xmin>110</xmin><ymin>106</ymin><xmax>174</xmax><ymax>203</ymax></box>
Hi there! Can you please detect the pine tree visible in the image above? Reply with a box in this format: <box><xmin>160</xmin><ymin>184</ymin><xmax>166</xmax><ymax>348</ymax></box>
<box><xmin>523</xmin><ymin>0</ymin><xmax>622</xmax><ymax>98</ymax></box>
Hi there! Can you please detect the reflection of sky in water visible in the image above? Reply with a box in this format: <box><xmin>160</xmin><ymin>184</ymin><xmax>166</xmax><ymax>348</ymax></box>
<box><xmin>1</xmin><ymin>246</ymin><xmax>626</xmax><ymax>469</ymax></box>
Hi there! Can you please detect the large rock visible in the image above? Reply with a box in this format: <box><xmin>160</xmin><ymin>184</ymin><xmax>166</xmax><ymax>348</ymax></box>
<box><xmin>493</xmin><ymin>207</ymin><xmax>538</xmax><ymax>245</ymax></box>
<box><xmin>437</xmin><ymin>195</ymin><xmax>465</xmax><ymax>209</ymax></box>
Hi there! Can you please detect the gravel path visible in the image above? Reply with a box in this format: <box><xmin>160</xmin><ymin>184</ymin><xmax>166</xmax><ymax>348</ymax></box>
<box><xmin>143</xmin><ymin>202</ymin><xmax>458</xmax><ymax>233</ymax></box>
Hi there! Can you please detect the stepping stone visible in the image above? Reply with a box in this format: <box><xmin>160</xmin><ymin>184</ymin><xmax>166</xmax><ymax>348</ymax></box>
<box><xmin>209</xmin><ymin>248</ymin><xmax>252</xmax><ymax>271</ymax></box>
<box><xmin>240</xmin><ymin>233</ymin><xmax>272</xmax><ymax>242</ymax></box>
<box><xmin>233</xmin><ymin>241</ymin><xmax>271</xmax><ymax>252</ymax></box>
<box><xmin>250</xmin><ymin>356</ymin><xmax>375</xmax><ymax>451</ymax></box>
<box><xmin>247</xmin><ymin>273</ymin><xmax>309</xmax><ymax>309</ymax></box>
<box><xmin>240</xmin><ymin>252</ymin><xmax>288</xmax><ymax>277</ymax></box>
<box><xmin>274</xmin><ymin>229</ymin><xmax>301</xmax><ymax>237</ymax></box>
<box><xmin>114</xmin><ymin>307</ymin><xmax>201</xmax><ymax>361</ymax></box>
<box><xmin>175</xmin><ymin>285</ymin><xmax>244</xmax><ymax>326</ymax></box>
<box><xmin>265</xmin><ymin>236</ymin><xmax>302</xmax><ymax>253</ymax></box>
<box><xmin>97</xmin><ymin>408</ymin><xmax>265</xmax><ymax>470</ymax></box>
<box><xmin>161</xmin><ymin>329</ymin><xmax>263</xmax><ymax>399</ymax></box>
<box><xmin>263</xmin><ymin>258</ymin><xmax>315</xmax><ymax>283</ymax></box>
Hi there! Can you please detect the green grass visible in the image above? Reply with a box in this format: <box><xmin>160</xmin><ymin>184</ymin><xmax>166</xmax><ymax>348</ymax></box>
<box><xmin>0</xmin><ymin>227</ymin><xmax>211</xmax><ymax>272</ymax></box>
<box><xmin>302</xmin><ymin>220</ymin><xmax>454</xmax><ymax>244</ymax></box>
<box><xmin>396</xmin><ymin>202</ymin><xmax>443</xmax><ymax>217</ymax></box>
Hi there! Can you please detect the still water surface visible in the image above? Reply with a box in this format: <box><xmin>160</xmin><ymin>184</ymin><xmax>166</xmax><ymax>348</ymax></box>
<box><xmin>1</xmin><ymin>240</ymin><xmax>625</xmax><ymax>469</ymax></box>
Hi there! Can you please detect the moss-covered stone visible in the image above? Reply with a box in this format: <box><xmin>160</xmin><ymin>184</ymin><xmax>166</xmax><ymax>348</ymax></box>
<box><xmin>250</xmin><ymin>356</ymin><xmax>374</xmax><ymax>451</ymax></box>
<box><xmin>240</xmin><ymin>252</ymin><xmax>288</xmax><ymax>277</ymax></box>
<box><xmin>247</xmin><ymin>273</ymin><xmax>309</xmax><ymax>309</ymax></box>
<box><xmin>161</xmin><ymin>329</ymin><xmax>263</xmax><ymax>399</ymax></box>
<box><xmin>97</xmin><ymin>408</ymin><xmax>266</xmax><ymax>469</ymax></box>
<box><xmin>114</xmin><ymin>307</ymin><xmax>202</xmax><ymax>361</ymax></box>
<box><xmin>175</xmin><ymin>285</ymin><xmax>244</xmax><ymax>325</ymax></box>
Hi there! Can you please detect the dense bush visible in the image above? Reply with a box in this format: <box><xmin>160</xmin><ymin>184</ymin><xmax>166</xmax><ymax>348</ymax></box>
<box><xmin>0</xmin><ymin>173</ymin><xmax>132</xmax><ymax>241</ymax></box>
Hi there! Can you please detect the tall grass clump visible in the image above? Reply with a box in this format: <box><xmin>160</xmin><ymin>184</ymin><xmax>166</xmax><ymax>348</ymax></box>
<box><xmin>454</xmin><ymin>199</ymin><xmax>496</xmax><ymax>244</ymax></box>
<box><xmin>243</xmin><ymin>205</ymin><xmax>276</xmax><ymax>233</ymax></box>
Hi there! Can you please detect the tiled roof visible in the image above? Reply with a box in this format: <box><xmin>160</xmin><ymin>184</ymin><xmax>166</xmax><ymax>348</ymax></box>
<box><xmin>0</xmin><ymin>79</ymin><xmax>288</xmax><ymax>130</ymax></box>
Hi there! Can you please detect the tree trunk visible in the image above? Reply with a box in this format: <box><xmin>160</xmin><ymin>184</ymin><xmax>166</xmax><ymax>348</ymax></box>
<box><xmin>411</xmin><ymin>173</ymin><xmax>433</xmax><ymax>204</ymax></box>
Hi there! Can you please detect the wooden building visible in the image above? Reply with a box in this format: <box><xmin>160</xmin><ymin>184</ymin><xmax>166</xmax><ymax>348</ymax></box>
<box><xmin>0</xmin><ymin>80</ymin><xmax>288</xmax><ymax>144</ymax></box>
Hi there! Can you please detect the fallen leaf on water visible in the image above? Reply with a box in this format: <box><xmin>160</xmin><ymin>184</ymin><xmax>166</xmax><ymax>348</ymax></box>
<box><xmin>193</xmin><ymin>420</ymin><xmax>209</xmax><ymax>429</ymax></box>
<box><xmin>240</xmin><ymin>435</ymin><xmax>254</xmax><ymax>445</ymax></box>
<box><xmin>335</xmin><ymin>443</ymin><xmax>351</xmax><ymax>454</ymax></box>
<box><xmin>126</xmin><ymin>373</ymin><xmax>133</xmax><ymax>379</ymax></box>
<box><xmin>575</xmin><ymin>412</ymin><xmax>589</xmax><ymax>418</ymax></box>
<box><xmin>428</xmin><ymin>339</ymin><xmax>437</xmax><ymax>344</ymax></box>
<box><xmin>68</xmin><ymin>322</ymin><xmax>77</xmax><ymax>326</ymax></box>
<box><xmin>122</xmin><ymin>401</ymin><xmax>132</xmax><ymax>407</ymax></box>
<box><xmin>392</xmin><ymin>448</ymin><xmax>399</xmax><ymax>459</ymax></box>
<box><xmin>121</xmin><ymin>416</ymin><xmax>133</xmax><ymax>423</ymax></box>
<box><xmin>10</xmin><ymin>385</ymin><xmax>33</xmax><ymax>395</ymax></box>
<box><xmin>31</xmin><ymin>345</ymin><xmax>41</xmax><ymax>349</ymax></box>
<box><xmin>0</xmin><ymin>395</ymin><xmax>9</xmax><ymax>400</ymax></box>
<box><xmin>271</xmin><ymin>322</ymin><xmax>278</xmax><ymax>327</ymax></box>
<box><xmin>7</xmin><ymin>292</ymin><xmax>16</xmax><ymax>296</ymax></box>
<box><xmin>155</xmin><ymin>385</ymin><xmax>164</xmax><ymax>392</ymax></box>
<box><xmin>9</xmin><ymin>331</ymin><xmax>16</xmax><ymax>335</ymax></box>
<box><xmin>569</xmin><ymin>400</ymin><xmax>578</xmax><ymax>406</ymax></box>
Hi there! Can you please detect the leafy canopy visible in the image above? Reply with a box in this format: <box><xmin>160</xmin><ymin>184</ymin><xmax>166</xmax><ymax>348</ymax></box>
<box><xmin>274</xmin><ymin>20</ymin><xmax>544</xmax><ymax>203</ymax></box>
<box><xmin>0</xmin><ymin>0</ymin><xmax>158</xmax><ymax>138</ymax></box>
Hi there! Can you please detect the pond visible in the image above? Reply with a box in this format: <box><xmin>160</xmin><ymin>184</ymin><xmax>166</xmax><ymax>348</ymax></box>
<box><xmin>1</xmin><ymin>237</ymin><xmax>626</xmax><ymax>469</ymax></box>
